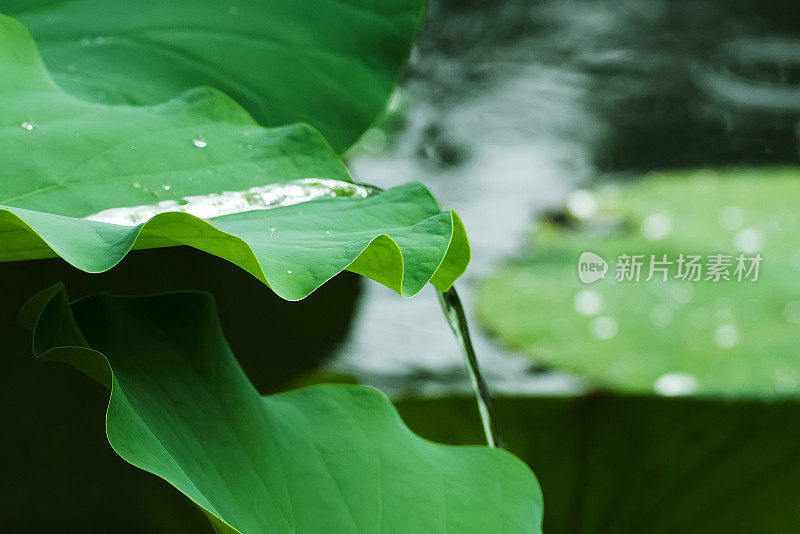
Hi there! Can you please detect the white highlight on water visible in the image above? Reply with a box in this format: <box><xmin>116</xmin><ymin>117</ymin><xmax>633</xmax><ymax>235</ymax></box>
<box><xmin>566</xmin><ymin>189</ymin><xmax>598</xmax><ymax>220</ymax></box>
<box><xmin>84</xmin><ymin>178</ymin><xmax>375</xmax><ymax>226</ymax></box>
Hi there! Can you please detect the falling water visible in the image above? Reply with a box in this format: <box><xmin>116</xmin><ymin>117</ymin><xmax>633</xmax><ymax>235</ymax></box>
<box><xmin>437</xmin><ymin>286</ymin><xmax>504</xmax><ymax>449</ymax></box>
<box><xmin>360</xmin><ymin>182</ymin><xmax>504</xmax><ymax>449</ymax></box>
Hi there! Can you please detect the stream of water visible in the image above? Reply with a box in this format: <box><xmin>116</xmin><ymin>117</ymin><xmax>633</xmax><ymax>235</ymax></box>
<box><xmin>437</xmin><ymin>286</ymin><xmax>504</xmax><ymax>448</ymax></box>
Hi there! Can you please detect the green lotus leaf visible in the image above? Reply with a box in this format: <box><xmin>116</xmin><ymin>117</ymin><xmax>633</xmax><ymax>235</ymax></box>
<box><xmin>399</xmin><ymin>394</ymin><xmax>800</xmax><ymax>534</ymax></box>
<box><xmin>3</xmin><ymin>0</ymin><xmax>425</xmax><ymax>153</ymax></box>
<box><xmin>25</xmin><ymin>285</ymin><xmax>543</xmax><ymax>533</ymax></box>
<box><xmin>0</xmin><ymin>15</ymin><xmax>469</xmax><ymax>301</ymax></box>
<box><xmin>477</xmin><ymin>168</ymin><xmax>800</xmax><ymax>397</ymax></box>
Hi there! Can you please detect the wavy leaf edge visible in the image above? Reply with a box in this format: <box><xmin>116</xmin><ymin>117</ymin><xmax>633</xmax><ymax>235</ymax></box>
<box><xmin>1</xmin><ymin>183</ymin><xmax>470</xmax><ymax>300</ymax></box>
<box><xmin>23</xmin><ymin>284</ymin><xmax>542</xmax><ymax>534</ymax></box>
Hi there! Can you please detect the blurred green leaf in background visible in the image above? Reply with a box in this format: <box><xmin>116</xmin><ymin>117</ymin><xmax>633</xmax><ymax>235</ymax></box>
<box><xmin>478</xmin><ymin>168</ymin><xmax>800</xmax><ymax>397</ymax></box>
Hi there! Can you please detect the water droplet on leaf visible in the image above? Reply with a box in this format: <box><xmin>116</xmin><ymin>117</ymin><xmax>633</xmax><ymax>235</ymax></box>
<box><xmin>573</xmin><ymin>290</ymin><xmax>603</xmax><ymax>316</ymax></box>
<box><xmin>650</xmin><ymin>305</ymin><xmax>674</xmax><ymax>327</ymax></box>
<box><xmin>670</xmin><ymin>283</ymin><xmax>694</xmax><ymax>304</ymax></box>
<box><xmin>641</xmin><ymin>212</ymin><xmax>672</xmax><ymax>241</ymax></box>
<box><xmin>713</xmin><ymin>324</ymin><xmax>740</xmax><ymax>348</ymax></box>
<box><xmin>719</xmin><ymin>206</ymin><xmax>744</xmax><ymax>230</ymax></box>
<box><xmin>590</xmin><ymin>315</ymin><xmax>618</xmax><ymax>340</ymax></box>
<box><xmin>733</xmin><ymin>228</ymin><xmax>765</xmax><ymax>253</ymax></box>
<box><xmin>783</xmin><ymin>301</ymin><xmax>800</xmax><ymax>324</ymax></box>
<box><xmin>655</xmin><ymin>373</ymin><xmax>699</xmax><ymax>396</ymax></box>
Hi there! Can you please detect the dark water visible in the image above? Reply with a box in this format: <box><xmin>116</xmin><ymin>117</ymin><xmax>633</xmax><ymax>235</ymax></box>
<box><xmin>410</xmin><ymin>0</ymin><xmax>800</xmax><ymax>170</ymax></box>
<box><xmin>331</xmin><ymin>0</ymin><xmax>800</xmax><ymax>395</ymax></box>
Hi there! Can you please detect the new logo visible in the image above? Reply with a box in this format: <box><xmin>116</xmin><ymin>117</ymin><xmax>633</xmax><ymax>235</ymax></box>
<box><xmin>578</xmin><ymin>252</ymin><xmax>608</xmax><ymax>283</ymax></box>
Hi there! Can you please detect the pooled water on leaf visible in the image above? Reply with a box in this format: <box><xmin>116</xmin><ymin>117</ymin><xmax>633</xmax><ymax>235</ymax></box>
<box><xmin>84</xmin><ymin>178</ymin><xmax>376</xmax><ymax>225</ymax></box>
<box><xmin>654</xmin><ymin>372</ymin><xmax>700</xmax><ymax>396</ymax></box>
<box><xmin>192</xmin><ymin>138</ymin><xmax>208</xmax><ymax>148</ymax></box>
